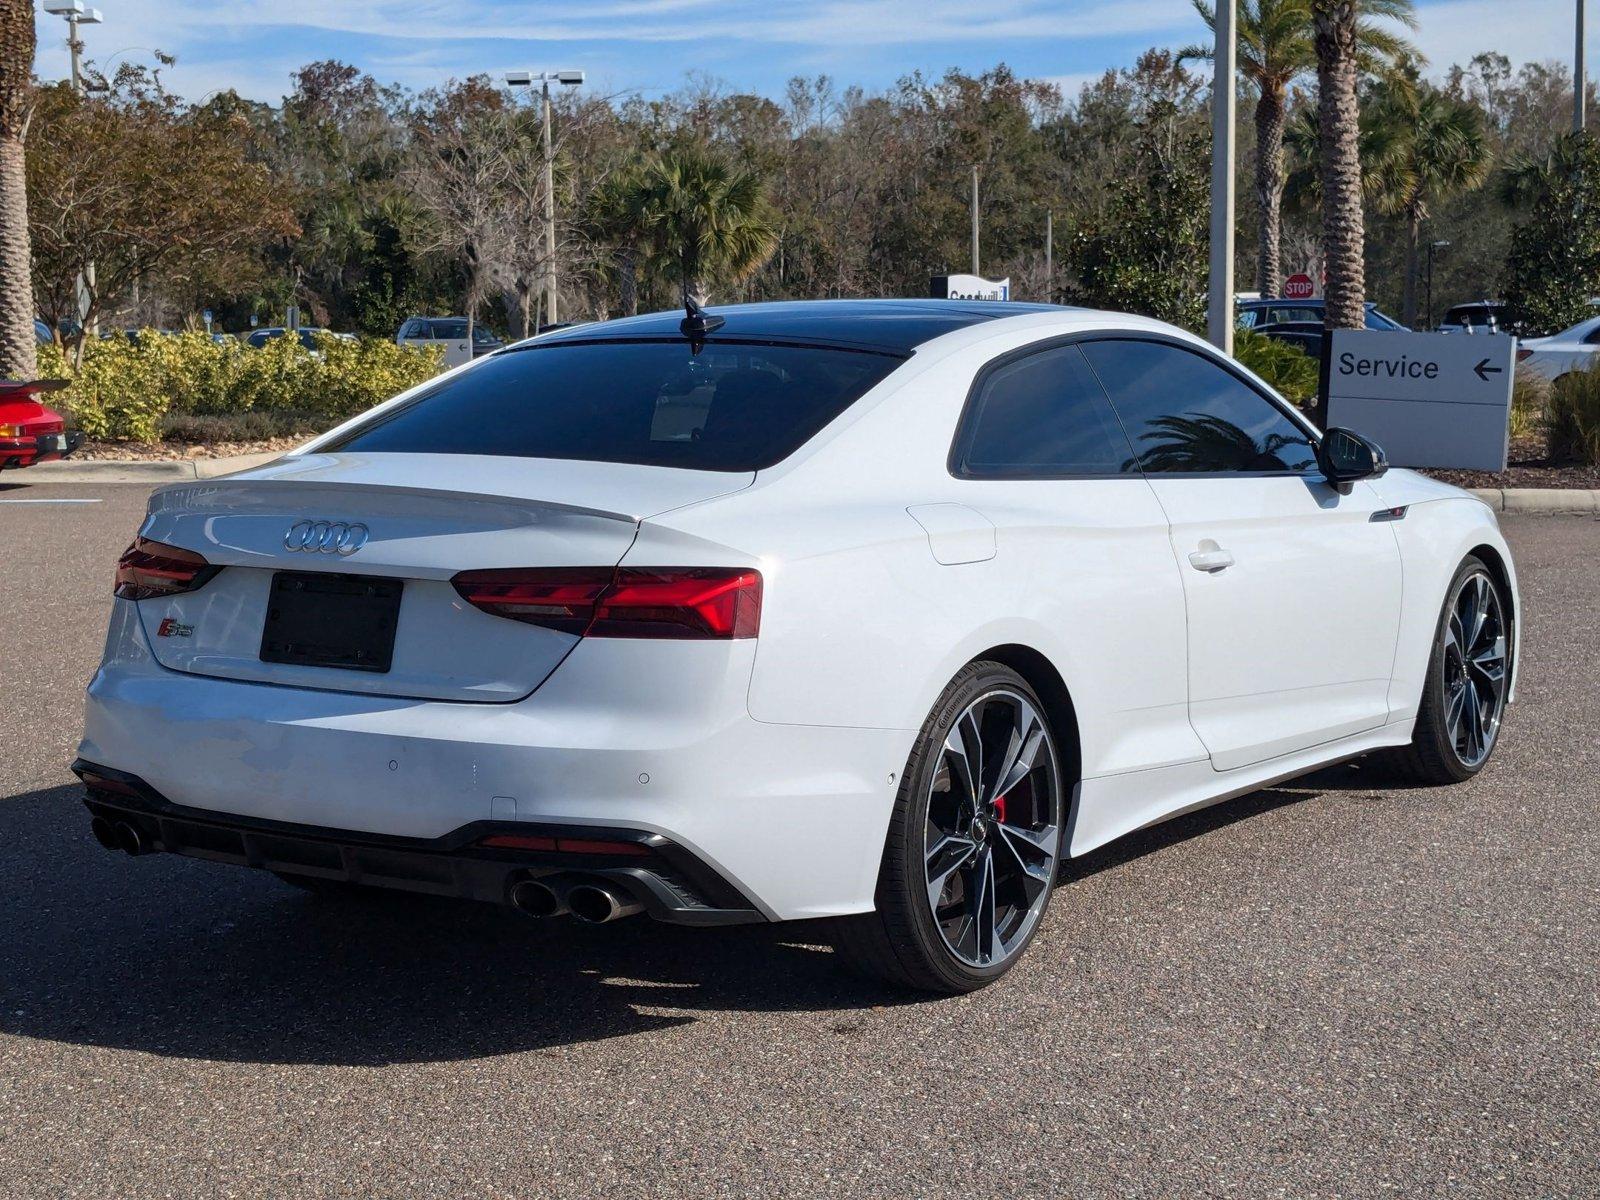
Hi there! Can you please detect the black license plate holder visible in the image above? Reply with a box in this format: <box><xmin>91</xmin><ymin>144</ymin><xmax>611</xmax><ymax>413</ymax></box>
<box><xmin>260</xmin><ymin>572</ymin><xmax>403</xmax><ymax>673</ymax></box>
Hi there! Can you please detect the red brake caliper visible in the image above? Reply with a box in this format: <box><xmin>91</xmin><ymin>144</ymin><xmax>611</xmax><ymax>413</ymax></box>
<box><xmin>993</xmin><ymin>794</ymin><xmax>1007</xmax><ymax>823</ymax></box>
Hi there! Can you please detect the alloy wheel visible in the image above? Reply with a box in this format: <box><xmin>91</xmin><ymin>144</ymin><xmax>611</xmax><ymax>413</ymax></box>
<box><xmin>923</xmin><ymin>688</ymin><xmax>1061</xmax><ymax>968</ymax></box>
<box><xmin>1442</xmin><ymin>570</ymin><xmax>1508</xmax><ymax>769</ymax></box>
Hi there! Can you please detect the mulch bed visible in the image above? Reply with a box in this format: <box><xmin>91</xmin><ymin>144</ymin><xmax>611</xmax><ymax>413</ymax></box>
<box><xmin>73</xmin><ymin>436</ymin><xmax>303</xmax><ymax>462</ymax></box>
<box><xmin>1419</xmin><ymin>436</ymin><xmax>1600</xmax><ymax>491</ymax></box>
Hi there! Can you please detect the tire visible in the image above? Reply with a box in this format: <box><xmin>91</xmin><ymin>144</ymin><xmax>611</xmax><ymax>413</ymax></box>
<box><xmin>1383</xmin><ymin>555</ymin><xmax>1512</xmax><ymax>785</ymax></box>
<box><xmin>830</xmin><ymin>661</ymin><xmax>1066</xmax><ymax>994</ymax></box>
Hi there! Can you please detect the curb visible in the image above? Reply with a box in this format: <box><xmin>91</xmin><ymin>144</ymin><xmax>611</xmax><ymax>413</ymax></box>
<box><xmin>1469</xmin><ymin>488</ymin><xmax>1599</xmax><ymax>515</ymax></box>
<box><xmin>19</xmin><ymin>451</ymin><xmax>282</xmax><ymax>484</ymax></box>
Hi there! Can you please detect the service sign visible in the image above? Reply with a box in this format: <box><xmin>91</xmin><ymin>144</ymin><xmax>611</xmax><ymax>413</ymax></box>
<box><xmin>1325</xmin><ymin>330</ymin><xmax>1515</xmax><ymax>472</ymax></box>
<box><xmin>931</xmin><ymin>274</ymin><xmax>1011</xmax><ymax>301</ymax></box>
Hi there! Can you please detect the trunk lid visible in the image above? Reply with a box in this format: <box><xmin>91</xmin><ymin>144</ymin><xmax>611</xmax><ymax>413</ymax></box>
<box><xmin>134</xmin><ymin>452</ymin><xmax>752</xmax><ymax>702</ymax></box>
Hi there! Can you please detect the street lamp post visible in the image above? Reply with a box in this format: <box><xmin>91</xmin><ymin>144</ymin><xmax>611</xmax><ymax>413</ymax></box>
<box><xmin>505</xmin><ymin>69</ymin><xmax>585</xmax><ymax>329</ymax></box>
<box><xmin>42</xmin><ymin>1</ymin><xmax>103</xmax><ymax>93</ymax></box>
<box><xmin>1579</xmin><ymin>0</ymin><xmax>1589</xmax><ymax>132</ymax></box>
<box><xmin>1426</xmin><ymin>240</ymin><xmax>1450</xmax><ymax>331</ymax></box>
<box><xmin>1207</xmin><ymin>0</ymin><xmax>1237</xmax><ymax>355</ymax></box>
<box><xmin>43</xmin><ymin>1</ymin><xmax>104</xmax><ymax>338</ymax></box>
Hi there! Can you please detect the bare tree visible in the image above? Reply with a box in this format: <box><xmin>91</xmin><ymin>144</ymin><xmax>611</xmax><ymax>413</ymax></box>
<box><xmin>0</xmin><ymin>0</ymin><xmax>36</xmax><ymax>377</ymax></box>
<box><xmin>404</xmin><ymin>81</ymin><xmax>519</xmax><ymax>342</ymax></box>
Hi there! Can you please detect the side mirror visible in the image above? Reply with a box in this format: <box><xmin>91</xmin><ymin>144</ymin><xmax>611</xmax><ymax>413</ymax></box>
<box><xmin>1317</xmin><ymin>426</ymin><xmax>1389</xmax><ymax>484</ymax></box>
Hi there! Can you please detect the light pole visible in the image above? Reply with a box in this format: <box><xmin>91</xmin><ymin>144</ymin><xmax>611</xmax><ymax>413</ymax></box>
<box><xmin>1426</xmin><ymin>239</ymin><xmax>1450</xmax><ymax>331</ymax></box>
<box><xmin>1579</xmin><ymin>0</ymin><xmax>1588</xmax><ymax>132</ymax></box>
<box><xmin>970</xmin><ymin>165</ymin><xmax>980</xmax><ymax>275</ymax></box>
<box><xmin>42</xmin><ymin>1</ymin><xmax>103</xmax><ymax>93</ymax></box>
<box><xmin>43</xmin><ymin>1</ymin><xmax>104</xmax><ymax>338</ymax></box>
<box><xmin>1207</xmin><ymin>0</ymin><xmax>1237</xmax><ymax>355</ymax></box>
<box><xmin>505</xmin><ymin>69</ymin><xmax>585</xmax><ymax>328</ymax></box>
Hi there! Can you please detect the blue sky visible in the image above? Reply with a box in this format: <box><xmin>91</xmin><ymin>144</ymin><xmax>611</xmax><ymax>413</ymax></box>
<box><xmin>33</xmin><ymin>0</ymin><xmax>1589</xmax><ymax>106</ymax></box>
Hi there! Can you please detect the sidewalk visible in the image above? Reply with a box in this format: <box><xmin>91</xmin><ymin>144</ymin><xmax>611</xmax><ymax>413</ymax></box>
<box><xmin>18</xmin><ymin>451</ymin><xmax>283</xmax><ymax>483</ymax></box>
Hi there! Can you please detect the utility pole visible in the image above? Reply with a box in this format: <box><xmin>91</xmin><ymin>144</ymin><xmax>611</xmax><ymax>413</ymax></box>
<box><xmin>1579</xmin><ymin>0</ymin><xmax>1589</xmax><ymax>132</ymax></box>
<box><xmin>505</xmin><ymin>69</ymin><xmax>584</xmax><ymax>331</ymax></box>
<box><xmin>966</xmin><ymin>165</ymin><xmax>979</xmax><ymax>276</ymax></box>
<box><xmin>966</xmin><ymin>167</ymin><xmax>979</xmax><ymax>275</ymax></box>
<box><xmin>541</xmin><ymin>79</ymin><xmax>557</xmax><ymax>326</ymax></box>
<box><xmin>1044</xmin><ymin>211</ymin><xmax>1053</xmax><ymax>303</ymax></box>
<box><xmin>1208</xmin><ymin>0</ymin><xmax>1237</xmax><ymax>355</ymax></box>
<box><xmin>43</xmin><ymin>3</ymin><xmax>103</xmax><ymax>338</ymax></box>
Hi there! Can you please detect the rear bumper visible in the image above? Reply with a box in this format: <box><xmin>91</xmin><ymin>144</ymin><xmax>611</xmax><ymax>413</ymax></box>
<box><xmin>0</xmin><ymin>429</ymin><xmax>82</xmax><ymax>468</ymax></box>
<box><xmin>80</xmin><ymin>600</ymin><xmax>910</xmax><ymax>920</ymax></box>
<box><xmin>75</xmin><ymin>759</ymin><xmax>762</xmax><ymax>924</ymax></box>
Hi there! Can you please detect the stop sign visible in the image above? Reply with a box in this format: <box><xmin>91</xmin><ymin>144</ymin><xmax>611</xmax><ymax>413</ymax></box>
<box><xmin>1283</xmin><ymin>273</ymin><xmax>1316</xmax><ymax>300</ymax></box>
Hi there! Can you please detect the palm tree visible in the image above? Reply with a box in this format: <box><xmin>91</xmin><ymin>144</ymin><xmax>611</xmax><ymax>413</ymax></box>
<box><xmin>587</xmin><ymin>166</ymin><xmax>652</xmax><ymax>317</ymax></box>
<box><xmin>1312</xmin><ymin>0</ymin><xmax>1369</xmax><ymax>330</ymax></box>
<box><xmin>0</xmin><ymin>0</ymin><xmax>36</xmax><ymax>379</ymax></box>
<box><xmin>1365</xmin><ymin>85</ymin><xmax>1491</xmax><ymax>327</ymax></box>
<box><xmin>634</xmin><ymin>145</ymin><xmax>777</xmax><ymax>309</ymax></box>
<box><xmin>1183</xmin><ymin>0</ymin><xmax>1414</xmax><ymax>300</ymax></box>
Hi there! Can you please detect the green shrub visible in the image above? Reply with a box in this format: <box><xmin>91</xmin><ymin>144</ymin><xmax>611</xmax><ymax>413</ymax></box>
<box><xmin>38</xmin><ymin>332</ymin><xmax>443</xmax><ymax>443</ymax></box>
<box><xmin>1549</xmin><ymin>363</ymin><xmax>1600</xmax><ymax>464</ymax></box>
<box><xmin>1233</xmin><ymin>329</ymin><xmax>1320</xmax><ymax>408</ymax></box>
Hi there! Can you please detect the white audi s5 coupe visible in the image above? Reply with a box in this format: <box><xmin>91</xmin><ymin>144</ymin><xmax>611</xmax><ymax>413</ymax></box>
<box><xmin>77</xmin><ymin>300</ymin><xmax>1518</xmax><ymax>993</ymax></box>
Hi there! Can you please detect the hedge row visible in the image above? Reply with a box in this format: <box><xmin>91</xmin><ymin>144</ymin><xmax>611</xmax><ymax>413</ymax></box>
<box><xmin>38</xmin><ymin>332</ymin><xmax>445</xmax><ymax>442</ymax></box>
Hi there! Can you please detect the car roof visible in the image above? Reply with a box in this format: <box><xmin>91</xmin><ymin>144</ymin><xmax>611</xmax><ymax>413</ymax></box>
<box><xmin>528</xmin><ymin>299</ymin><xmax>1069</xmax><ymax>354</ymax></box>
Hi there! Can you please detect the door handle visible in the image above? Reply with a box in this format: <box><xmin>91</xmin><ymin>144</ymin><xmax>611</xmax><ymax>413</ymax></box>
<box><xmin>1188</xmin><ymin>545</ymin><xmax>1234</xmax><ymax>573</ymax></box>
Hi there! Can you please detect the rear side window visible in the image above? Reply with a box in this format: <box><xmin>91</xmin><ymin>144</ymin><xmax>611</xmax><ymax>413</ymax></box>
<box><xmin>953</xmin><ymin>344</ymin><xmax>1135</xmax><ymax>477</ymax></box>
<box><xmin>430</xmin><ymin>320</ymin><xmax>469</xmax><ymax>339</ymax></box>
<box><xmin>1081</xmin><ymin>339</ymin><xmax>1317</xmax><ymax>474</ymax></box>
<box><xmin>323</xmin><ymin>339</ymin><xmax>902</xmax><ymax>472</ymax></box>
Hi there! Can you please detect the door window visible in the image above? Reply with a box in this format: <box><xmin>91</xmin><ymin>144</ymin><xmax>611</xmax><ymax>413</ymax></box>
<box><xmin>1081</xmin><ymin>339</ymin><xmax>1317</xmax><ymax>474</ymax></box>
<box><xmin>952</xmin><ymin>344</ymin><xmax>1136</xmax><ymax>477</ymax></box>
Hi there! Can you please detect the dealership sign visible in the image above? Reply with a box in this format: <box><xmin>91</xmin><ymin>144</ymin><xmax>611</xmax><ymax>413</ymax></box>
<box><xmin>931</xmin><ymin>274</ymin><xmax>1011</xmax><ymax>301</ymax></box>
<box><xmin>1325</xmin><ymin>330</ymin><xmax>1515</xmax><ymax>472</ymax></box>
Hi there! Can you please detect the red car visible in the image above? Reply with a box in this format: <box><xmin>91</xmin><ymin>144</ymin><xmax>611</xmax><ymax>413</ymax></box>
<box><xmin>0</xmin><ymin>379</ymin><xmax>82</xmax><ymax>471</ymax></box>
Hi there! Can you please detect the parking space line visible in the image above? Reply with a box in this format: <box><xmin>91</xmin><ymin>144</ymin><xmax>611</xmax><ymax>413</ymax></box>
<box><xmin>0</xmin><ymin>498</ymin><xmax>106</xmax><ymax>504</ymax></box>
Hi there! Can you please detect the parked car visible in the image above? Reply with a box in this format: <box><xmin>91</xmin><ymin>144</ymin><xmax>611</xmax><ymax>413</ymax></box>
<box><xmin>0</xmin><ymin>378</ymin><xmax>83</xmax><ymax>470</ymax></box>
<box><xmin>1515</xmin><ymin>315</ymin><xmax>1600</xmax><ymax>383</ymax></box>
<box><xmin>244</xmin><ymin>327</ymin><xmax>353</xmax><ymax>351</ymax></box>
<box><xmin>1437</xmin><ymin>301</ymin><xmax>1507</xmax><ymax>334</ymax></box>
<box><xmin>76</xmin><ymin>299</ymin><xmax>1519</xmax><ymax>994</ymax></box>
<box><xmin>1237</xmin><ymin>299</ymin><xmax>1406</xmax><ymax>332</ymax></box>
<box><xmin>396</xmin><ymin>317</ymin><xmax>502</xmax><ymax>367</ymax></box>
<box><xmin>101</xmin><ymin>328</ymin><xmax>179</xmax><ymax>344</ymax></box>
<box><xmin>34</xmin><ymin>318</ymin><xmax>54</xmax><ymax>347</ymax></box>
<box><xmin>1251</xmin><ymin>320</ymin><xmax>1325</xmax><ymax>357</ymax></box>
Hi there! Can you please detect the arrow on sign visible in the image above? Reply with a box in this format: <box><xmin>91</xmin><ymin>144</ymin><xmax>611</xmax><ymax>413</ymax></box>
<box><xmin>1473</xmin><ymin>358</ymin><xmax>1504</xmax><ymax>382</ymax></box>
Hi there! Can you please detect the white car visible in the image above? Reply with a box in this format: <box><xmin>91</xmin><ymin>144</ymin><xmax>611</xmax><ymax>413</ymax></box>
<box><xmin>1515</xmin><ymin>315</ymin><xmax>1600</xmax><ymax>383</ymax></box>
<box><xmin>77</xmin><ymin>301</ymin><xmax>1519</xmax><ymax>994</ymax></box>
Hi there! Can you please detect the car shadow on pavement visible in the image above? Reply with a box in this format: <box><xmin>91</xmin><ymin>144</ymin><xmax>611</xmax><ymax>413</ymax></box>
<box><xmin>0</xmin><ymin>783</ymin><xmax>925</xmax><ymax>1067</ymax></box>
<box><xmin>1</xmin><ymin>769</ymin><xmax>1359</xmax><ymax>1066</ymax></box>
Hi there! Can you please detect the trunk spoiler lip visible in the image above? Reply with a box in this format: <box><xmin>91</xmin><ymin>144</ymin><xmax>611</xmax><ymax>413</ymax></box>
<box><xmin>147</xmin><ymin>457</ymin><xmax>757</xmax><ymax>526</ymax></box>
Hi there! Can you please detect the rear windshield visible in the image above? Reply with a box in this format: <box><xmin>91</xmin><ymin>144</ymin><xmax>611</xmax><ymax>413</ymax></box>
<box><xmin>323</xmin><ymin>339</ymin><xmax>903</xmax><ymax>471</ymax></box>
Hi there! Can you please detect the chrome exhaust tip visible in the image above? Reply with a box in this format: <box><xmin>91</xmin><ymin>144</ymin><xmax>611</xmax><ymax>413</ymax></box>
<box><xmin>566</xmin><ymin>883</ymin><xmax>644</xmax><ymax>925</ymax></box>
<box><xmin>113</xmin><ymin>820</ymin><xmax>148</xmax><ymax>856</ymax></box>
<box><xmin>509</xmin><ymin>879</ymin><xmax>566</xmax><ymax>918</ymax></box>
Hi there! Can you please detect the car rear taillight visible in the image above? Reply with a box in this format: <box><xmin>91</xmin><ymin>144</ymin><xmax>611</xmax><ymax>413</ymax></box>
<box><xmin>114</xmin><ymin>537</ymin><xmax>218</xmax><ymax>600</ymax></box>
<box><xmin>1516</xmin><ymin>348</ymin><xmax>1533</xmax><ymax>363</ymax></box>
<box><xmin>452</xmin><ymin>567</ymin><xmax>762</xmax><ymax>639</ymax></box>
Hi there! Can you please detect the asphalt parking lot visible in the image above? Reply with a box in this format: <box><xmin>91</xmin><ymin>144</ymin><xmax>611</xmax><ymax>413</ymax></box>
<box><xmin>1</xmin><ymin>481</ymin><xmax>1596</xmax><ymax>1198</ymax></box>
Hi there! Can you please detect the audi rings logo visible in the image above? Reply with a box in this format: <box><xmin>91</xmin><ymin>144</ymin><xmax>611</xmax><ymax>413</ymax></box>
<box><xmin>284</xmin><ymin>519</ymin><xmax>370</xmax><ymax>556</ymax></box>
